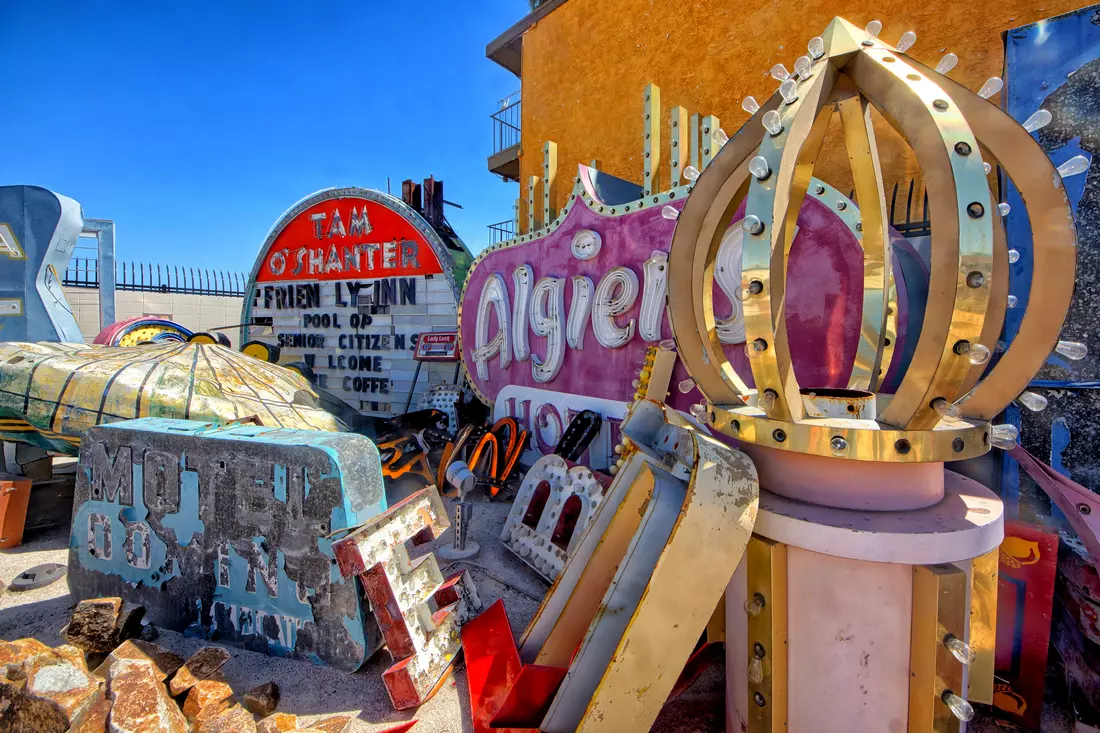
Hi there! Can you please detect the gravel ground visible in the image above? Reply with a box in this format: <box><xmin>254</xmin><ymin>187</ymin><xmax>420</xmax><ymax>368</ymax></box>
<box><xmin>0</xmin><ymin>473</ymin><xmax>552</xmax><ymax>732</ymax></box>
<box><xmin>1</xmin><ymin>470</ymin><xmax>1066</xmax><ymax>732</ymax></box>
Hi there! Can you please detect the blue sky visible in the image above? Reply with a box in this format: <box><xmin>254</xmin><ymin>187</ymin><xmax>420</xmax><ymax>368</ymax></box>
<box><xmin>1</xmin><ymin>1</ymin><xmax>524</xmax><ymax>273</ymax></box>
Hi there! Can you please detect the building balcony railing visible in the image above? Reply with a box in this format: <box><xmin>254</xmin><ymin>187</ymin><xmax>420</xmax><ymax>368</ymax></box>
<box><xmin>487</xmin><ymin>220</ymin><xmax>517</xmax><ymax>247</ymax></box>
<box><xmin>491</xmin><ymin>95</ymin><xmax>521</xmax><ymax>155</ymax></box>
<box><xmin>63</xmin><ymin>258</ymin><xmax>248</xmax><ymax>298</ymax></box>
<box><xmin>887</xmin><ymin>179</ymin><xmax>931</xmax><ymax>238</ymax></box>
<box><xmin>489</xmin><ymin>93</ymin><xmax>522</xmax><ymax>182</ymax></box>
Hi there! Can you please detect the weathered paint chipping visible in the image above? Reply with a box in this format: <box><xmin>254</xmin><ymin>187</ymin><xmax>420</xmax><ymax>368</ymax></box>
<box><xmin>334</xmin><ymin>487</ymin><xmax>483</xmax><ymax>710</ymax></box>
<box><xmin>67</xmin><ymin>417</ymin><xmax>387</xmax><ymax>672</ymax></box>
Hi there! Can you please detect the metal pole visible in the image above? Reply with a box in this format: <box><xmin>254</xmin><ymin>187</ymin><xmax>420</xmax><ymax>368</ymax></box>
<box><xmin>83</xmin><ymin>220</ymin><xmax>116</xmax><ymax>332</ymax></box>
<box><xmin>403</xmin><ymin>360</ymin><xmax>424</xmax><ymax>413</ymax></box>
<box><xmin>438</xmin><ymin>500</ymin><xmax>479</xmax><ymax>560</ymax></box>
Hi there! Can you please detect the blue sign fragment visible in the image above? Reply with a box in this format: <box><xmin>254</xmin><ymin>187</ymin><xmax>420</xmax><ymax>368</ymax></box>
<box><xmin>67</xmin><ymin>417</ymin><xmax>388</xmax><ymax>671</ymax></box>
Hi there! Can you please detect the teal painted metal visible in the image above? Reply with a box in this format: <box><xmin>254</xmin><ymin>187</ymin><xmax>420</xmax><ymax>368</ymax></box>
<box><xmin>67</xmin><ymin>418</ymin><xmax>388</xmax><ymax>671</ymax></box>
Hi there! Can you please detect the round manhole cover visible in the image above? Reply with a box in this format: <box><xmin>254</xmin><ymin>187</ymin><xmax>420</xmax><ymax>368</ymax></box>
<box><xmin>10</xmin><ymin>563</ymin><xmax>67</xmax><ymax>592</ymax></box>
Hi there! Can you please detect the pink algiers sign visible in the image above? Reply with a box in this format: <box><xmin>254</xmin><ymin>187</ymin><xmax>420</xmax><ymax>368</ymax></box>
<box><xmin>458</xmin><ymin>173</ymin><xmax>921</xmax><ymax>464</ymax></box>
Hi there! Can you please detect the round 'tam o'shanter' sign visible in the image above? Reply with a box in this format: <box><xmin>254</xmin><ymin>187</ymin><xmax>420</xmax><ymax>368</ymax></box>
<box><xmin>242</xmin><ymin>187</ymin><xmax>464</xmax><ymax>418</ymax></box>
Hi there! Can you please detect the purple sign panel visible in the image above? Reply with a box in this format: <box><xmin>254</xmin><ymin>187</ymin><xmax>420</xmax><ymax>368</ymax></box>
<box><xmin>460</xmin><ymin>183</ymin><xmax>884</xmax><ymax>419</ymax></box>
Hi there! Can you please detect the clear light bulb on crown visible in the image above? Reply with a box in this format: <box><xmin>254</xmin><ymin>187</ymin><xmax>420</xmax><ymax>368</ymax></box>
<box><xmin>794</xmin><ymin>55</ymin><xmax>812</xmax><ymax>79</ymax></box>
<box><xmin>936</xmin><ymin>52</ymin><xmax>958</xmax><ymax>74</ymax></box>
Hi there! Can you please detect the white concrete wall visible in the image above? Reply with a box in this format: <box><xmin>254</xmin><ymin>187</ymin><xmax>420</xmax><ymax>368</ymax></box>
<box><xmin>62</xmin><ymin>287</ymin><xmax>245</xmax><ymax>347</ymax></box>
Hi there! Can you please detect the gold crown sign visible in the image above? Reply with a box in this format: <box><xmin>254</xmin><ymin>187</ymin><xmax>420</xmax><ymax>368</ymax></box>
<box><xmin>668</xmin><ymin>17</ymin><xmax>1085</xmax><ymax>463</ymax></box>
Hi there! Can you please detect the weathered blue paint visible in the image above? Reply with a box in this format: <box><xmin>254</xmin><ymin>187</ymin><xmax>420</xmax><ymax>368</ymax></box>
<box><xmin>1000</xmin><ymin>9</ymin><xmax>1100</xmax><ymax>514</ymax></box>
<box><xmin>1051</xmin><ymin>417</ymin><xmax>1072</xmax><ymax>478</ymax></box>
<box><xmin>161</xmin><ymin>451</ymin><xmax>205</xmax><ymax>547</ymax></box>
<box><xmin>71</xmin><ymin>459</ymin><xmax>176</xmax><ymax>586</ymax></box>
<box><xmin>67</xmin><ymin>417</ymin><xmax>388</xmax><ymax>671</ymax></box>
<box><xmin>0</xmin><ymin>185</ymin><xmax>84</xmax><ymax>342</ymax></box>
<box><xmin>998</xmin><ymin>404</ymin><xmax>1023</xmax><ymax>520</ymax></box>
<box><xmin>1004</xmin><ymin>9</ymin><xmax>1096</xmax><ymax>340</ymax></box>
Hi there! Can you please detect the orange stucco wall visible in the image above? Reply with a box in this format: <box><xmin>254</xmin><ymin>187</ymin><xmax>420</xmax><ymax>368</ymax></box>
<box><xmin>516</xmin><ymin>0</ymin><xmax>1081</xmax><ymax>222</ymax></box>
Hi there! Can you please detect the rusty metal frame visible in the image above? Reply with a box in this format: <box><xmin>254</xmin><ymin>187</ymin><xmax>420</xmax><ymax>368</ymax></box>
<box><xmin>379</xmin><ymin>434</ymin><xmax>436</xmax><ymax>484</ymax></box>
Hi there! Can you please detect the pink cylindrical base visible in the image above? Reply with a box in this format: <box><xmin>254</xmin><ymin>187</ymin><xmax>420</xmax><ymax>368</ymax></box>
<box><xmin>787</xmin><ymin>548</ymin><xmax>913</xmax><ymax>733</ymax></box>
<box><xmin>740</xmin><ymin>444</ymin><xmax>945</xmax><ymax>511</ymax></box>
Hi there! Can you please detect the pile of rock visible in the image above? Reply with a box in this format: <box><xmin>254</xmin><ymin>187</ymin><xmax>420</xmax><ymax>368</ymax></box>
<box><xmin>1</xmin><ymin>597</ymin><xmax>354</xmax><ymax>732</ymax></box>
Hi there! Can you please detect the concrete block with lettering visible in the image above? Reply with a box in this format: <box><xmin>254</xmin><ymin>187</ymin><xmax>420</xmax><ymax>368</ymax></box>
<box><xmin>67</xmin><ymin>418</ymin><xmax>388</xmax><ymax>672</ymax></box>
<box><xmin>333</xmin><ymin>487</ymin><xmax>482</xmax><ymax>709</ymax></box>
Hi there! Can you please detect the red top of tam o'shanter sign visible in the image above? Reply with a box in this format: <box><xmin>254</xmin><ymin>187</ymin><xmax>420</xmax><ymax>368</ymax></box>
<box><xmin>256</xmin><ymin>196</ymin><xmax>444</xmax><ymax>283</ymax></box>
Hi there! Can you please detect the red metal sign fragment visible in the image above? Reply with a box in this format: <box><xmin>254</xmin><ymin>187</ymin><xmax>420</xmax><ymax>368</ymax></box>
<box><xmin>461</xmin><ymin>600</ymin><xmax>566</xmax><ymax>733</ymax></box>
<box><xmin>993</xmin><ymin>520</ymin><xmax>1059</xmax><ymax>730</ymax></box>
<box><xmin>490</xmin><ymin>664</ymin><xmax>567</xmax><ymax>728</ymax></box>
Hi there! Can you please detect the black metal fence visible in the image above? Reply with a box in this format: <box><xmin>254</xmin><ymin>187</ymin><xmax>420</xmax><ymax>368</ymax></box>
<box><xmin>487</xmin><ymin>219</ymin><xmax>517</xmax><ymax>246</ymax></box>
<box><xmin>63</xmin><ymin>258</ymin><xmax>247</xmax><ymax>297</ymax></box>
<box><xmin>491</xmin><ymin>98</ymin><xmax>521</xmax><ymax>155</ymax></box>
<box><xmin>887</xmin><ymin>179</ymin><xmax>931</xmax><ymax>238</ymax></box>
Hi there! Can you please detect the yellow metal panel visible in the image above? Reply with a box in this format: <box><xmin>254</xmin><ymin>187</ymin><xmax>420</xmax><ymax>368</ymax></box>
<box><xmin>670</xmin><ymin>106</ymin><xmax>688</xmax><ymax>186</ymax></box>
<box><xmin>968</xmin><ymin>549</ymin><xmax>998</xmax><ymax>705</ymax></box>
<box><xmin>543</xmin><ymin>140</ymin><xmax>558</xmax><ymax>226</ymax></box>
<box><xmin>746</xmin><ymin>536</ymin><xmax>788</xmax><ymax>733</ymax></box>
<box><xmin>576</xmin><ymin>430</ymin><xmax>759</xmax><ymax>731</ymax></box>
<box><xmin>706</xmin><ymin>592</ymin><xmax>727</xmax><ymax>644</ymax></box>
<box><xmin>909</xmin><ymin>564</ymin><xmax>969</xmax><ymax>733</ymax></box>
<box><xmin>701</xmin><ymin>114</ymin><xmax>720</xmax><ymax>169</ymax></box>
<box><xmin>0</xmin><ymin>342</ymin><xmax>342</xmax><ymax>454</ymax></box>
<box><xmin>533</xmin><ymin>461</ymin><xmax>656</xmax><ymax>667</ymax></box>
<box><xmin>526</xmin><ymin>175</ymin><xmax>538</xmax><ymax>233</ymax></box>
<box><xmin>690</xmin><ymin>113</ymin><xmax>701</xmax><ymax>172</ymax></box>
<box><xmin>643</xmin><ymin>84</ymin><xmax>661</xmax><ymax>195</ymax></box>
<box><xmin>838</xmin><ymin>92</ymin><xmax>892</xmax><ymax>392</ymax></box>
